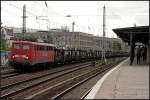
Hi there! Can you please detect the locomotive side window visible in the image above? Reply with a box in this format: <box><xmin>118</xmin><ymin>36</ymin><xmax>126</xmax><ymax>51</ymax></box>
<box><xmin>40</xmin><ymin>46</ymin><xmax>45</xmax><ymax>50</ymax></box>
<box><xmin>37</xmin><ymin>45</ymin><xmax>40</xmax><ymax>51</ymax></box>
<box><xmin>37</xmin><ymin>45</ymin><xmax>42</xmax><ymax>51</ymax></box>
<box><xmin>37</xmin><ymin>45</ymin><xmax>45</xmax><ymax>51</ymax></box>
<box><xmin>47</xmin><ymin>46</ymin><xmax>53</xmax><ymax>51</ymax></box>
<box><xmin>23</xmin><ymin>44</ymin><xmax>30</xmax><ymax>50</ymax></box>
<box><xmin>13</xmin><ymin>43</ymin><xmax>20</xmax><ymax>49</ymax></box>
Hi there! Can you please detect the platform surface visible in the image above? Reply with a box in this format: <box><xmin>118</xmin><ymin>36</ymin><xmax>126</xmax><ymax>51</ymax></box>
<box><xmin>85</xmin><ymin>58</ymin><xmax>149</xmax><ymax>99</ymax></box>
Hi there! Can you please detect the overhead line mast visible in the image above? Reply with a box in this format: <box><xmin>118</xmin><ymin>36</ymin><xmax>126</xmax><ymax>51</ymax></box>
<box><xmin>103</xmin><ymin>5</ymin><xmax>106</xmax><ymax>62</ymax></box>
<box><xmin>22</xmin><ymin>4</ymin><xmax>27</xmax><ymax>35</ymax></box>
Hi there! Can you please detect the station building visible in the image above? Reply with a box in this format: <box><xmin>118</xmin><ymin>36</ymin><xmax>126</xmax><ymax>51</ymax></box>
<box><xmin>49</xmin><ymin>29</ymin><xmax>128</xmax><ymax>51</ymax></box>
<box><xmin>3</xmin><ymin>26</ymin><xmax>128</xmax><ymax>52</ymax></box>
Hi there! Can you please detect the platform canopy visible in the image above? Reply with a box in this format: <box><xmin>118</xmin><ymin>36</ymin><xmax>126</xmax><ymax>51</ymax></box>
<box><xmin>112</xmin><ymin>26</ymin><xmax>149</xmax><ymax>45</ymax></box>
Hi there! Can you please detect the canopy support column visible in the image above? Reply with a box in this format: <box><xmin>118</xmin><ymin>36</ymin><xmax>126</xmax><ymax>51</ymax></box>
<box><xmin>130</xmin><ymin>32</ymin><xmax>135</xmax><ymax>65</ymax></box>
<box><xmin>146</xmin><ymin>45</ymin><xmax>149</xmax><ymax>64</ymax></box>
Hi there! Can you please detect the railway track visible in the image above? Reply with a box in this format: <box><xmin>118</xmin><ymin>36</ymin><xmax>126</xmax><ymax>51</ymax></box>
<box><xmin>1</xmin><ymin>65</ymin><xmax>14</xmax><ymax>73</ymax></box>
<box><xmin>26</xmin><ymin>58</ymin><xmax>126</xmax><ymax>99</ymax></box>
<box><xmin>1</xmin><ymin>57</ymin><xmax>126</xmax><ymax>99</ymax></box>
<box><xmin>54</xmin><ymin>58</ymin><xmax>126</xmax><ymax>99</ymax></box>
<box><xmin>1</xmin><ymin>68</ymin><xmax>15</xmax><ymax>75</ymax></box>
<box><xmin>1</xmin><ymin>61</ymin><xmax>92</xmax><ymax>88</ymax></box>
<box><xmin>1</xmin><ymin>66</ymin><xmax>17</xmax><ymax>79</ymax></box>
<box><xmin>0</xmin><ymin>72</ymin><xmax>20</xmax><ymax>79</ymax></box>
<box><xmin>1</xmin><ymin>61</ymin><xmax>95</xmax><ymax>99</ymax></box>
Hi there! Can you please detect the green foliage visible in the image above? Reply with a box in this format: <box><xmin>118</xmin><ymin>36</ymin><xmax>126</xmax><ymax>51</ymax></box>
<box><xmin>25</xmin><ymin>33</ymin><xmax>39</xmax><ymax>41</ymax></box>
<box><xmin>14</xmin><ymin>32</ymin><xmax>53</xmax><ymax>43</ymax></box>
<box><xmin>0</xmin><ymin>38</ymin><xmax>9</xmax><ymax>50</ymax></box>
<box><xmin>17</xmin><ymin>33</ymin><xmax>39</xmax><ymax>42</ymax></box>
<box><xmin>110</xmin><ymin>41</ymin><xmax>122</xmax><ymax>51</ymax></box>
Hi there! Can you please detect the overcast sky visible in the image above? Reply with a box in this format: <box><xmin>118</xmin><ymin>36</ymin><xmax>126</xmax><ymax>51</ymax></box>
<box><xmin>1</xmin><ymin>1</ymin><xmax>149</xmax><ymax>38</ymax></box>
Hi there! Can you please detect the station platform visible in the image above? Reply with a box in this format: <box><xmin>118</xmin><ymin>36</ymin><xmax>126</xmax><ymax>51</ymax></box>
<box><xmin>85</xmin><ymin>57</ymin><xmax>149</xmax><ymax>99</ymax></box>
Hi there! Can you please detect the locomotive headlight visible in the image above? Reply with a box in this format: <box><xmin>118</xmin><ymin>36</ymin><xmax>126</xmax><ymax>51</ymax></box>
<box><xmin>22</xmin><ymin>55</ymin><xmax>28</xmax><ymax>59</ymax></box>
<box><xmin>26</xmin><ymin>56</ymin><xmax>29</xmax><ymax>59</ymax></box>
<box><xmin>12</xmin><ymin>55</ymin><xmax>15</xmax><ymax>58</ymax></box>
<box><xmin>25</xmin><ymin>55</ymin><xmax>29</xmax><ymax>59</ymax></box>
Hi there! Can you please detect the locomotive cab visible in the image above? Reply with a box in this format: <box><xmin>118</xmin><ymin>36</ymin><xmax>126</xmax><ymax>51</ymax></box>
<box><xmin>10</xmin><ymin>41</ymin><xmax>33</xmax><ymax>67</ymax></box>
<box><xmin>9</xmin><ymin>40</ymin><xmax>55</xmax><ymax>71</ymax></box>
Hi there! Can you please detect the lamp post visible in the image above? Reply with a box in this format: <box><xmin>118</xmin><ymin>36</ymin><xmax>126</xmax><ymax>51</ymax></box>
<box><xmin>66</xmin><ymin>15</ymin><xmax>75</xmax><ymax>50</ymax></box>
<box><xmin>36</xmin><ymin>22</ymin><xmax>40</xmax><ymax>30</ymax></box>
<box><xmin>66</xmin><ymin>15</ymin><xmax>78</xmax><ymax>50</ymax></box>
<box><xmin>102</xmin><ymin>5</ymin><xmax>106</xmax><ymax>63</ymax></box>
<box><xmin>36</xmin><ymin>16</ymin><xmax>50</xmax><ymax>30</ymax></box>
<box><xmin>65</xmin><ymin>15</ymin><xmax>72</xmax><ymax>32</ymax></box>
<box><xmin>36</xmin><ymin>15</ymin><xmax>74</xmax><ymax>47</ymax></box>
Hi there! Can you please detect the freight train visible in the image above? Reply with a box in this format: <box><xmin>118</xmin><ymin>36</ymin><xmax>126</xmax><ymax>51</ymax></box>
<box><xmin>9</xmin><ymin>40</ymin><xmax>129</xmax><ymax>71</ymax></box>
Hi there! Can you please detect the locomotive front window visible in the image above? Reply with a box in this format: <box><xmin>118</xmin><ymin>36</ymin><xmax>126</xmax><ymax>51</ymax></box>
<box><xmin>14</xmin><ymin>43</ymin><xmax>19</xmax><ymax>49</ymax></box>
<box><xmin>23</xmin><ymin>44</ymin><xmax>30</xmax><ymax>50</ymax></box>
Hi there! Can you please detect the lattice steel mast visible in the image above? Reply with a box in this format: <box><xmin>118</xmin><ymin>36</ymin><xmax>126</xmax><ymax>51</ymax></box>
<box><xmin>22</xmin><ymin>4</ymin><xmax>26</xmax><ymax>35</ymax></box>
<box><xmin>103</xmin><ymin>5</ymin><xmax>106</xmax><ymax>62</ymax></box>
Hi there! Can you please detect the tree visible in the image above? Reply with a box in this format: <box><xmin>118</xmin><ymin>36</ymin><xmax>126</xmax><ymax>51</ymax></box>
<box><xmin>16</xmin><ymin>33</ymin><xmax>39</xmax><ymax>42</ymax></box>
<box><xmin>0</xmin><ymin>38</ymin><xmax>10</xmax><ymax>50</ymax></box>
<box><xmin>110</xmin><ymin>41</ymin><xmax>122</xmax><ymax>51</ymax></box>
<box><xmin>61</xmin><ymin>26</ymin><xmax>69</xmax><ymax>32</ymax></box>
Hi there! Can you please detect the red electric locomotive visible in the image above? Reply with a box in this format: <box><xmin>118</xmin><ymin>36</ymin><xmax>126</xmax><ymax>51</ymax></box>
<box><xmin>9</xmin><ymin>40</ymin><xmax>55</xmax><ymax>70</ymax></box>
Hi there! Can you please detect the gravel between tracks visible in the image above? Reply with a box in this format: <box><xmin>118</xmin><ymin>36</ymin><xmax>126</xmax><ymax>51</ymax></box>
<box><xmin>0</xmin><ymin>73</ymin><xmax>20</xmax><ymax>79</ymax></box>
<box><xmin>59</xmin><ymin>58</ymin><xmax>126</xmax><ymax>99</ymax></box>
<box><xmin>7</xmin><ymin>65</ymin><xmax>94</xmax><ymax>99</ymax></box>
<box><xmin>12</xmin><ymin>57</ymin><xmax>124</xmax><ymax>99</ymax></box>
<box><xmin>1</xmin><ymin>61</ymin><xmax>91</xmax><ymax>88</ymax></box>
<box><xmin>1</xmin><ymin>57</ymin><xmax>125</xmax><ymax>99</ymax></box>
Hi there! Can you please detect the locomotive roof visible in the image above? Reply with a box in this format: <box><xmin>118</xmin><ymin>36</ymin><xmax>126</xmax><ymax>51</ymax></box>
<box><xmin>13</xmin><ymin>40</ymin><xmax>56</xmax><ymax>47</ymax></box>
